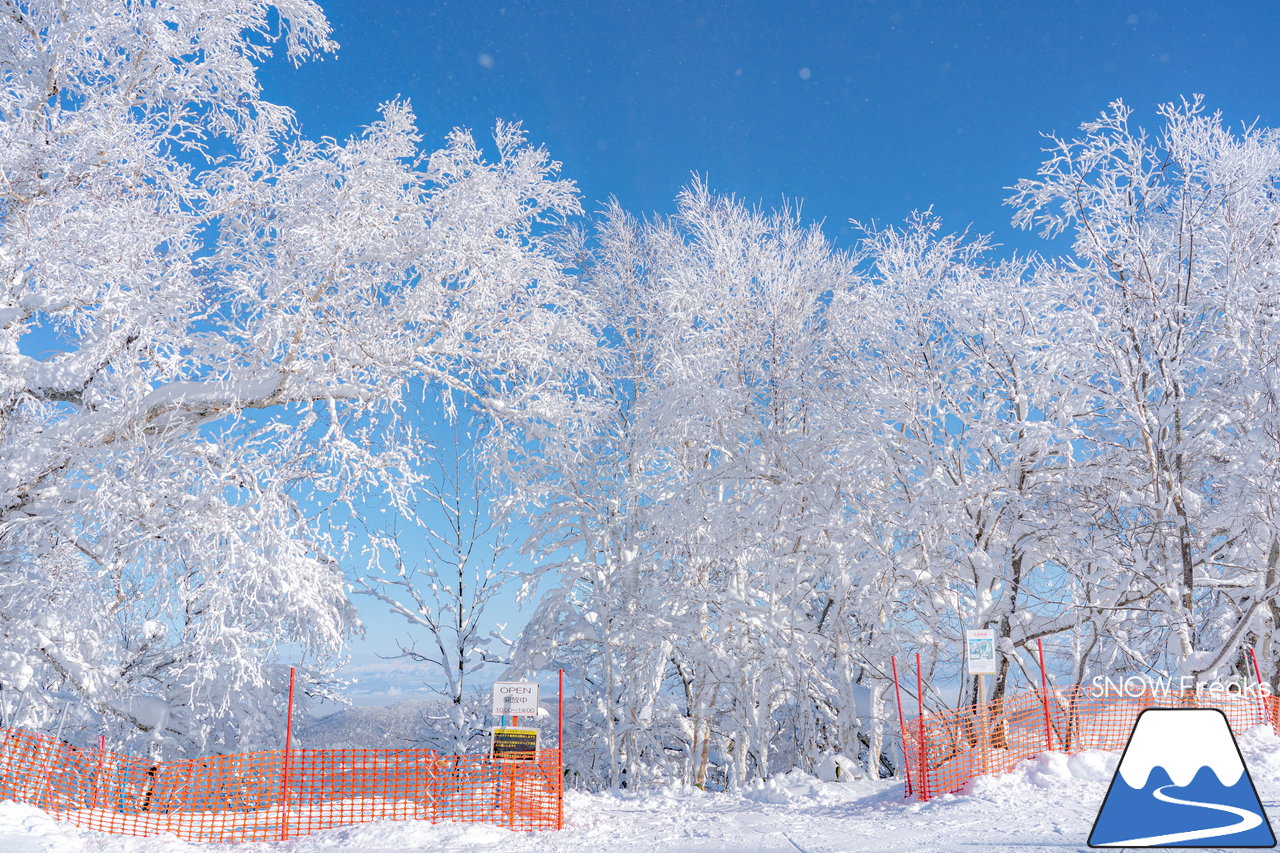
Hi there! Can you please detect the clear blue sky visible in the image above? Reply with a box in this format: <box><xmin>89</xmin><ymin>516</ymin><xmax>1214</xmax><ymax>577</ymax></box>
<box><xmin>262</xmin><ymin>1</ymin><xmax>1280</xmax><ymax>253</ymax></box>
<box><xmin>258</xmin><ymin>0</ymin><xmax>1280</xmax><ymax>703</ymax></box>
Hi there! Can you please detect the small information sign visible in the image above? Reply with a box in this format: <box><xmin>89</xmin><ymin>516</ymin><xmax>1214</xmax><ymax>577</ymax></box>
<box><xmin>491</xmin><ymin>681</ymin><xmax>540</xmax><ymax>716</ymax></box>
<box><xmin>491</xmin><ymin>727</ymin><xmax>539</xmax><ymax>760</ymax></box>
<box><xmin>966</xmin><ymin>629</ymin><xmax>998</xmax><ymax>676</ymax></box>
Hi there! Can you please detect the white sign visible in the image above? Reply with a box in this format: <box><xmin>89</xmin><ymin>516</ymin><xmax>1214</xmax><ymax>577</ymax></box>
<box><xmin>966</xmin><ymin>629</ymin><xmax>998</xmax><ymax>675</ymax></box>
<box><xmin>491</xmin><ymin>681</ymin><xmax>540</xmax><ymax>716</ymax></box>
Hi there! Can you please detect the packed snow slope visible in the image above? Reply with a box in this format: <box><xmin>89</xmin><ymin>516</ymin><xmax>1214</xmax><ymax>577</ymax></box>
<box><xmin>1</xmin><ymin>727</ymin><xmax>1278</xmax><ymax>853</ymax></box>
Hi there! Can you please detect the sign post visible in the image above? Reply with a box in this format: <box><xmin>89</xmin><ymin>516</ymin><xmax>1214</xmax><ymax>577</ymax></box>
<box><xmin>489</xmin><ymin>680</ymin><xmax>542</xmax><ymax>824</ymax></box>
<box><xmin>965</xmin><ymin>630</ymin><xmax>997</xmax><ymax>774</ymax></box>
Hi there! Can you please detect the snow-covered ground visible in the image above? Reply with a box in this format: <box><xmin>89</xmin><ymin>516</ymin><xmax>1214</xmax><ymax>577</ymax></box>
<box><xmin>2</xmin><ymin>727</ymin><xmax>1279</xmax><ymax>853</ymax></box>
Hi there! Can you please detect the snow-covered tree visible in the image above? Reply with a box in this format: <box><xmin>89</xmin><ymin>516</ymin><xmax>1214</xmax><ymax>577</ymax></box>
<box><xmin>1009</xmin><ymin>97</ymin><xmax>1280</xmax><ymax>686</ymax></box>
<box><xmin>503</xmin><ymin>97</ymin><xmax>1280</xmax><ymax>791</ymax></box>
<box><xmin>0</xmin><ymin>0</ymin><xmax>587</xmax><ymax>755</ymax></box>
<box><xmin>510</xmin><ymin>184</ymin><xmax>864</xmax><ymax>788</ymax></box>
<box><xmin>833</xmin><ymin>214</ymin><xmax>1088</xmax><ymax>706</ymax></box>
<box><xmin>357</xmin><ymin>403</ymin><xmax>517</xmax><ymax>755</ymax></box>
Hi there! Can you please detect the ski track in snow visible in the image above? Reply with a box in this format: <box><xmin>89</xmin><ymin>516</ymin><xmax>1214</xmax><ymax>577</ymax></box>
<box><xmin>0</xmin><ymin>730</ymin><xmax>1275</xmax><ymax>853</ymax></box>
<box><xmin>0</xmin><ymin>782</ymin><xmax>1099</xmax><ymax>853</ymax></box>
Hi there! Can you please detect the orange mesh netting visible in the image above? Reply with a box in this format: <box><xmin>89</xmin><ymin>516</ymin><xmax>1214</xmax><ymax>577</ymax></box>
<box><xmin>0</xmin><ymin>728</ymin><xmax>562</xmax><ymax>842</ymax></box>
<box><xmin>901</xmin><ymin>684</ymin><xmax>1280</xmax><ymax>800</ymax></box>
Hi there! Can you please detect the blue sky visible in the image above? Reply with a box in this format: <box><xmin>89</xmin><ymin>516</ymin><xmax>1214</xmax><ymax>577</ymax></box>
<box><xmin>262</xmin><ymin>2</ymin><xmax>1280</xmax><ymax>254</ymax></box>
<box><xmin>257</xmin><ymin>1</ymin><xmax>1280</xmax><ymax>703</ymax></box>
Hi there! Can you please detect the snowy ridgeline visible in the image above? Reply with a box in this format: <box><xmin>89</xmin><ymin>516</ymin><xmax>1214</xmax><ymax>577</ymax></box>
<box><xmin>299</xmin><ymin>695</ymin><xmax>565</xmax><ymax>756</ymax></box>
<box><xmin>0</xmin><ymin>726</ymin><xmax>1275</xmax><ymax>853</ymax></box>
<box><xmin>299</xmin><ymin>700</ymin><xmax>447</xmax><ymax>751</ymax></box>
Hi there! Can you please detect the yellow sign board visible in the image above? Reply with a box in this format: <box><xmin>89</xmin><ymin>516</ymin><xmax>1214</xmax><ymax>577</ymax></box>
<box><xmin>491</xmin><ymin>727</ymin><xmax>538</xmax><ymax>760</ymax></box>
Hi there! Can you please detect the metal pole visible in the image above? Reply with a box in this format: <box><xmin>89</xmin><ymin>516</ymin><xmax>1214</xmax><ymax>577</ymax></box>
<box><xmin>915</xmin><ymin>652</ymin><xmax>927</xmax><ymax>801</ymax></box>
<box><xmin>890</xmin><ymin>656</ymin><xmax>913</xmax><ymax>797</ymax></box>
<box><xmin>1037</xmin><ymin>639</ymin><xmax>1053</xmax><ymax>751</ymax></box>
<box><xmin>281</xmin><ymin>666</ymin><xmax>296</xmax><ymax>841</ymax></box>
<box><xmin>12</xmin><ymin>690</ymin><xmax>28</xmax><ymax>731</ymax></box>
<box><xmin>53</xmin><ymin>700</ymin><xmax>70</xmax><ymax>743</ymax></box>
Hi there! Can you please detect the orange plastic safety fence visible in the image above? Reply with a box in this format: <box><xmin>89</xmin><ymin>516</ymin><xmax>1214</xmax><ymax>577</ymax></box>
<box><xmin>901</xmin><ymin>685</ymin><xmax>1280</xmax><ymax>801</ymax></box>
<box><xmin>0</xmin><ymin>729</ymin><xmax>562</xmax><ymax>842</ymax></box>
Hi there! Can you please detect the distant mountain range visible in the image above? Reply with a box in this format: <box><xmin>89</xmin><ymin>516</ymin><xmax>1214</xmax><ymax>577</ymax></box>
<box><xmin>299</xmin><ymin>699</ymin><xmax>439</xmax><ymax>749</ymax></box>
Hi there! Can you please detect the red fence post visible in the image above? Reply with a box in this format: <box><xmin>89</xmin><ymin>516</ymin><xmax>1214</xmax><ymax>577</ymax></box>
<box><xmin>1037</xmin><ymin>639</ymin><xmax>1053</xmax><ymax>751</ymax></box>
<box><xmin>558</xmin><ymin>668</ymin><xmax>565</xmax><ymax>829</ymax></box>
<box><xmin>891</xmin><ymin>656</ymin><xmax>913</xmax><ymax>797</ymax></box>
<box><xmin>1248</xmin><ymin>648</ymin><xmax>1278</xmax><ymax>735</ymax></box>
<box><xmin>93</xmin><ymin>735</ymin><xmax>106</xmax><ymax>811</ymax></box>
<box><xmin>281</xmin><ymin>666</ymin><xmax>296</xmax><ymax>841</ymax></box>
<box><xmin>915</xmin><ymin>652</ymin><xmax>928</xmax><ymax>801</ymax></box>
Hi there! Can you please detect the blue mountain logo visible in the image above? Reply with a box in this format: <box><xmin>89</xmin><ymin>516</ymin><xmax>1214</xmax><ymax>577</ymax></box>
<box><xmin>1089</xmin><ymin>708</ymin><xmax>1275</xmax><ymax>848</ymax></box>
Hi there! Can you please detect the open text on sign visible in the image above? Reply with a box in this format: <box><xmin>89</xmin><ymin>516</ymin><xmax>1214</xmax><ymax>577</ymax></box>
<box><xmin>492</xmin><ymin>681</ymin><xmax>541</xmax><ymax>716</ymax></box>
